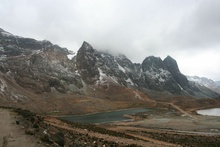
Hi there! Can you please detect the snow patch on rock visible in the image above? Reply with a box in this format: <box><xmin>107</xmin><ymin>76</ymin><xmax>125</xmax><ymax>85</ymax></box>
<box><xmin>32</xmin><ymin>50</ymin><xmax>42</xmax><ymax>55</ymax></box>
<box><xmin>101</xmin><ymin>54</ymin><xmax>105</xmax><ymax>58</ymax></box>
<box><xmin>67</xmin><ymin>53</ymin><xmax>76</xmax><ymax>60</ymax></box>
<box><xmin>178</xmin><ymin>84</ymin><xmax>183</xmax><ymax>90</ymax></box>
<box><xmin>125</xmin><ymin>78</ymin><xmax>134</xmax><ymax>85</ymax></box>
<box><xmin>98</xmin><ymin>68</ymin><xmax>107</xmax><ymax>82</ymax></box>
<box><xmin>109</xmin><ymin>76</ymin><xmax>119</xmax><ymax>84</ymax></box>
<box><xmin>117</xmin><ymin>63</ymin><xmax>126</xmax><ymax>73</ymax></box>
<box><xmin>0</xmin><ymin>78</ymin><xmax>7</xmax><ymax>92</ymax></box>
<box><xmin>145</xmin><ymin>68</ymin><xmax>171</xmax><ymax>82</ymax></box>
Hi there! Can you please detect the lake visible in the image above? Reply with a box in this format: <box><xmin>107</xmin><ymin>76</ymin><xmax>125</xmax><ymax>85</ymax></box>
<box><xmin>58</xmin><ymin>108</ymin><xmax>150</xmax><ymax>123</ymax></box>
<box><xmin>197</xmin><ymin>108</ymin><xmax>220</xmax><ymax>116</ymax></box>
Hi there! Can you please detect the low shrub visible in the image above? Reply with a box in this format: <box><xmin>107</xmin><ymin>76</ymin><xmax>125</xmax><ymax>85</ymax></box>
<box><xmin>53</xmin><ymin>131</ymin><xmax>65</xmax><ymax>147</ymax></box>
<box><xmin>25</xmin><ymin>128</ymin><xmax>35</xmax><ymax>135</ymax></box>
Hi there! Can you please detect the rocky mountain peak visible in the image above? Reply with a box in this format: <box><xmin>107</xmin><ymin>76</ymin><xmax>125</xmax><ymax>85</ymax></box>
<box><xmin>76</xmin><ymin>41</ymin><xmax>99</xmax><ymax>84</ymax></box>
<box><xmin>163</xmin><ymin>55</ymin><xmax>180</xmax><ymax>73</ymax></box>
<box><xmin>163</xmin><ymin>55</ymin><xmax>191</xmax><ymax>90</ymax></box>
<box><xmin>0</xmin><ymin>28</ymin><xmax>9</xmax><ymax>34</ymax></box>
<box><xmin>81</xmin><ymin>41</ymin><xmax>94</xmax><ymax>51</ymax></box>
<box><xmin>141</xmin><ymin>56</ymin><xmax>182</xmax><ymax>93</ymax></box>
<box><xmin>142</xmin><ymin>56</ymin><xmax>165</xmax><ymax>72</ymax></box>
<box><xmin>0</xmin><ymin>28</ymin><xmax>17</xmax><ymax>39</ymax></box>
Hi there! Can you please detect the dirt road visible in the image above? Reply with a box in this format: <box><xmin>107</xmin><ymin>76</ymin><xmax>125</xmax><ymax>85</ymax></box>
<box><xmin>168</xmin><ymin>103</ymin><xmax>197</xmax><ymax>119</ymax></box>
<box><xmin>0</xmin><ymin>108</ymin><xmax>44</xmax><ymax>147</ymax></box>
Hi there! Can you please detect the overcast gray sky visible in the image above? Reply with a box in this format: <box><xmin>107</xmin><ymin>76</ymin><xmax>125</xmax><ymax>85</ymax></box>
<box><xmin>1</xmin><ymin>0</ymin><xmax>220</xmax><ymax>80</ymax></box>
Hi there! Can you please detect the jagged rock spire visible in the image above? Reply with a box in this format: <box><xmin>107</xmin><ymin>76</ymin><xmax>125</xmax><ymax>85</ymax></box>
<box><xmin>163</xmin><ymin>55</ymin><xmax>180</xmax><ymax>73</ymax></box>
<box><xmin>80</xmin><ymin>41</ymin><xmax>93</xmax><ymax>51</ymax></box>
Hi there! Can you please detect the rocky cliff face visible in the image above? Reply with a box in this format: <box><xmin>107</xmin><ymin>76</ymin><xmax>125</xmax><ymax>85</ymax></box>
<box><xmin>141</xmin><ymin>56</ymin><xmax>180</xmax><ymax>93</ymax></box>
<box><xmin>0</xmin><ymin>28</ymin><xmax>83</xmax><ymax>97</ymax></box>
<box><xmin>0</xmin><ymin>28</ymin><xmax>218</xmax><ymax>104</ymax></box>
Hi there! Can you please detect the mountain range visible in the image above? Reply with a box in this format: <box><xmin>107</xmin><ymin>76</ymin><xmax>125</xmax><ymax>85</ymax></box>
<box><xmin>0</xmin><ymin>28</ymin><xmax>219</xmax><ymax>113</ymax></box>
<box><xmin>187</xmin><ymin>76</ymin><xmax>220</xmax><ymax>94</ymax></box>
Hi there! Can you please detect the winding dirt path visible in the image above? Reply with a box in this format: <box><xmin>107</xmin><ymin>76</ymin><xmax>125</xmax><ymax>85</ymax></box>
<box><xmin>169</xmin><ymin>103</ymin><xmax>197</xmax><ymax>119</ymax></box>
<box><xmin>0</xmin><ymin>108</ymin><xmax>44</xmax><ymax>147</ymax></box>
<box><xmin>158</xmin><ymin>102</ymin><xmax>197</xmax><ymax>119</ymax></box>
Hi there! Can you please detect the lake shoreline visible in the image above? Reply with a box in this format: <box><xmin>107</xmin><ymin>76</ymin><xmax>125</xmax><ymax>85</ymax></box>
<box><xmin>197</xmin><ymin>108</ymin><xmax>220</xmax><ymax>117</ymax></box>
<box><xmin>57</xmin><ymin>108</ymin><xmax>151</xmax><ymax>123</ymax></box>
<box><xmin>55</xmin><ymin>107</ymin><xmax>149</xmax><ymax>118</ymax></box>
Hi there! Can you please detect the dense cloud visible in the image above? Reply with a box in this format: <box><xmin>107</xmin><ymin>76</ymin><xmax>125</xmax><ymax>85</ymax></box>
<box><xmin>0</xmin><ymin>0</ymin><xmax>220</xmax><ymax>80</ymax></box>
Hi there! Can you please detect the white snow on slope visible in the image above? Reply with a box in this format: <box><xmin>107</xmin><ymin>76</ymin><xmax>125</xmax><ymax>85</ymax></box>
<box><xmin>101</xmin><ymin>54</ymin><xmax>105</xmax><ymax>58</ymax></box>
<box><xmin>98</xmin><ymin>68</ymin><xmax>106</xmax><ymax>81</ymax></box>
<box><xmin>145</xmin><ymin>68</ymin><xmax>171</xmax><ymax>82</ymax></box>
<box><xmin>117</xmin><ymin>63</ymin><xmax>126</xmax><ymax>73</ymax></box>
<box><xmin>67</xmin><ymin>53</ymin><xmax>76</xmax><ymax>60</ymax></box>
<box><xmin>31</xmin><ymin>50</ymin><xmax>42</xmax><ymax>55</ymax></box>
<box><xmin>125</xmin><ymin>78</ymin><xmax>134</xmax><ymax>85</ymax></box>
<box><xmin>109</xmin><ymin>76</ymin><xmax>119</xmax><ymax>84</ymax></box>
<box><xmin>0</xmin><ymin>78</ymin><xmax>7</xmax><ymax>92</ymax></box>
<box><xmin>187</xmin><ymin>76</ymin><xmax>214</xmax><ymax>87</ymax></box>
<box><xmin>97</xmin><ymin>68</ymin><xmax>119</xmax><ymax>84</ymax></box>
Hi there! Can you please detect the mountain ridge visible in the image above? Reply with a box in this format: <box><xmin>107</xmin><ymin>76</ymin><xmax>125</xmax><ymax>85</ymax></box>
<box><xmin>0</xmin><ymin>28</ymin><xmax>219</xmax><ymax>108</ymax></box>
<box><xmin>187</xmin><ymin>76</ymin><xmax>220</xmax><ymax>94</ymax></box>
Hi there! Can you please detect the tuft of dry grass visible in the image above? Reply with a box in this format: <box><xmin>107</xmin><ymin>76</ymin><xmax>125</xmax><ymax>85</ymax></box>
<box><xmin>3</xmin><ymin>136</ymin><xmax>8</xmax><ymax>147</ymax></box>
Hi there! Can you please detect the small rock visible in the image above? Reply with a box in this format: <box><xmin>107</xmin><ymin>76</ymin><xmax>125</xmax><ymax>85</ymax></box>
<box><xmin>16</xmin><ymin>120</ymin><xmax>19</xmax><ymax>125</ymax></box>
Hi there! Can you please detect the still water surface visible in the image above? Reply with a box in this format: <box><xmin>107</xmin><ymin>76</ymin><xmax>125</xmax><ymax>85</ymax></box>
<box><xmin>197</xmin><ymin>108</ymin><xmax>220</xmax><ymax>116</ymax></box>
<box><xmin>58</xmin><ymin>108</ymin><xmax>150</xmax><ymax>123</ymax></box>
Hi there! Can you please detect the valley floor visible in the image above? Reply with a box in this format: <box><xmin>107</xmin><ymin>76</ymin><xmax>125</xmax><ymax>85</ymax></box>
<box><xmin>42</xmin><ymin>102</ymin><xmax>220</xmax><ymax>146</ymax></box>
<box><xmin>1</xmin><ymin>101</ymin><xmax>220</xmax><ymax>147</ymax></box>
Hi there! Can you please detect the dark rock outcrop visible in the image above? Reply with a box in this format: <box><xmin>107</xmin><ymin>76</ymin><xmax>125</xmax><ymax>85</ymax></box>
<box><xmin>141</xmin><ymin>56</ymin><xmax>181</xmax><ymax>93</ymax></box>
<box><xmin>76</xmin><ymin>41</ymin><xmax>99</xmax><ymax>84</ymax></box>
<box><xmin>163</xmin><ymin>56</ymin><xmax>190</xmax><ymax>90</ymax></box>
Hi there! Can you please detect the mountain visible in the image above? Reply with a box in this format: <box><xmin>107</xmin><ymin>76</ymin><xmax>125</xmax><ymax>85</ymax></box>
<box><xmin>187</xmin><ymin>76</ymin><xmax>220</xmax><ymax>94</ymax></box>
<box><xmin>0</xmin><ymin>28</ymin><xmax>219</xmax><ymax>113</ymax></box>
<box><xmin>215</xmin><ymin>81</ymin><xmax>220</xmax><ymax>86</ymax></box>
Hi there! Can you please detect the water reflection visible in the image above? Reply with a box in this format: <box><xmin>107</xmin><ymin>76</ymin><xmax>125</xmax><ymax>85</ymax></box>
<box><xmin>197</xmin><ymin>108</ymin><xmax>220</xmax><ymax>116</ymax></box>
<box><xmin>58</xmin><ymin>108</ymin><xmax>150</xmax><ymax>123</ymax></box>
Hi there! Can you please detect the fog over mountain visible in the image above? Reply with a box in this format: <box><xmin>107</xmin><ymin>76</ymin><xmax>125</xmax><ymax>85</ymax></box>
<box><xmin>1</xmin><ymin>0</ymin><xmax>220</xmax><ymax>80</ymax></box>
